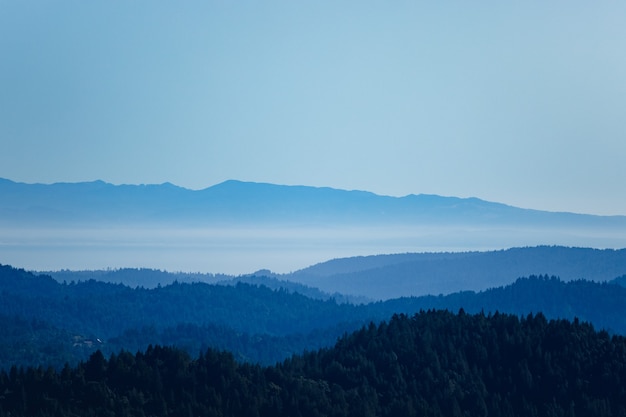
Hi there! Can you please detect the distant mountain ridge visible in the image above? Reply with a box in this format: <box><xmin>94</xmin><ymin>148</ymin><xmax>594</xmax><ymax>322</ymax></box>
<box><xmin>1</xmin><ymin>178</ymin><xmax>625</xmax><ymax>227</ymax></box>
<box><xmin>285</xmin><ymin>246</ymin><xmax>626</xmax><ymax>299</ymax></box>
<box><xmin>4</xmin><ymin>178</ymin><xmax>626</xmax><ymax>274</ymax></box>
<box><xmin>3</xmin><ymin>263</ymin><xmax>626</xmax><ymax>370</ymax></box>
<box><xmin>44</xmin><ymin>267</ymin><xmax>369</xmax><ymax>304</ymax></box>
<box><xmin>43</xmin><ymin>246</ymin><xmax>626</xmax><ymax>300</ymax></box>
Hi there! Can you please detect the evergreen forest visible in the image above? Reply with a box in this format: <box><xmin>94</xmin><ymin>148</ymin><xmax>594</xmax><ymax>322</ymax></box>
<box><xmin>3</xmin><ymin>263</ymin><xmax>626</xmax><ymax>415</ymax></box>
<box><xmin>1</xmin><ymin>310</ymin><xmax>625</xmax><ymax>416</ymax></box>
<box><xmin>3</xmin><ymin>264</ymin><xmax>626</xmax><ymax>369</ymax></box>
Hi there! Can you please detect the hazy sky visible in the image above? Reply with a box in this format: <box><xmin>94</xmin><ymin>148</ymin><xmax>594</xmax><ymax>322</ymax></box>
<box><xmin>1</xmin><ymin>1</ymin><xmax>625</xmax><ymax>215</ymax></box>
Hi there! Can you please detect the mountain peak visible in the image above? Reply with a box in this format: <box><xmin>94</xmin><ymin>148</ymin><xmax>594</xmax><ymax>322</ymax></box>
<box><xmin>1</xmin><ymin>178</ymin><xmax>625</xmax><ymax>228</ymax></box>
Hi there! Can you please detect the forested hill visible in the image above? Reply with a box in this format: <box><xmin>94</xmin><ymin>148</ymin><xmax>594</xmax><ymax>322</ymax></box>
<box><xmin>44</xmin><ymin>246</ymin><xmax>626</xmax><ymax>299</ymax></box>
<box><xmin>3</xmin><ymin>264</ymin><xmax>626</xmax><ymax>370</ymax></box>
<box><xmin>2</xmin><ymin>177</ymin><xmax>626</xmax><ymax>227</ymax></box>
<box><xmin>46</xmin><ymin>267</ymin><xmax>362</xmax><ymax>303</ymax></box>
<box><xmin>287</xmin><ymin>246</ymin><xmax>626</xmax><ymax>299</ymax></box>
<box><xmin>1</xmin><ymin>311</ymin><xmax>625</xmax><ymax>417</ymax></box>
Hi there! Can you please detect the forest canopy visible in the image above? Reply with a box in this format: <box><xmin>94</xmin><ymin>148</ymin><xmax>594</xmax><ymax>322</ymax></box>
<box><xmin>1</xmin><ymin>310</ymin><xmax>625</xmax><ymax>417</ymax></box>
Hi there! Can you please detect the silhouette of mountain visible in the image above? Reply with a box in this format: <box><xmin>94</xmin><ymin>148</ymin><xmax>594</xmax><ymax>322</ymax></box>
<box><xmin>43</xmin><ymin>246</ymin><xmax>626</xmax><ymax>300</ymax></box>
<box><xmin>45</xmin><ymin>268</ymin><xmax>368</xmax><ymax>303</ymax></box>
<box><xmin>2</xmin><ymin>178</ymin><xmax>625</xmax><ymax>227</ymax></box>
<box><xmin>3</xmin><ymin>263</ymin><xmax>626</xmax><ymax>370</ymax></box>
<box><xmin>3</xmin><ymin>178</ymin><xmax>626</xmax><ymax>274</ymax></box>
<box><xmin>286</xmin><ymin>246</ymin><xmax>626</xmax><ymax>299</ymax></box>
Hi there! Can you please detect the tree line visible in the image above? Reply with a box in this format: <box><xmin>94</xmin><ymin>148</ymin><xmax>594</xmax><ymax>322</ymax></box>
<box><xmin>3</xmin><ymin>263</ymin><xmax>626</xmax><ymax>370</ymax></box>
<box><xmin>1</xmin><ymin>310</ymin><xmax>625</xmax><ymax>417</ymax></box>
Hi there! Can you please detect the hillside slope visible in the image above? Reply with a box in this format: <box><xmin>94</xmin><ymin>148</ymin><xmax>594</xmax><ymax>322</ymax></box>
<box><xmin>287</xmin><ymin>246</ymin><xmax>626</xmax><ymax>298</ymax></box>
<box><xmin>1</xmin><ymin>311</ymin><xmax>625</xmax><ymax>416</ymax></box>
<box><xmin>3</xmin><ymin>264</ymin><xmax>626</xmax><ymax>370</ymax></box>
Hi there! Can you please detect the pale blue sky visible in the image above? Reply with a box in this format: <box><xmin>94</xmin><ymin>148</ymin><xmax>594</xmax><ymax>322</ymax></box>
<box><xmin>1</xmin><ymin>1</ymin><xmax>625</xmax><ymax>215</ymax></box>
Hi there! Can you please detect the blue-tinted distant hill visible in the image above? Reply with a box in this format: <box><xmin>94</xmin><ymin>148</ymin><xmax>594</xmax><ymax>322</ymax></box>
<box><xmin>4</xmin><ymin>179</ymin><xmax>626</xmax><ymax>274</ymax></box>
<box><xmin>44</xmin><ymin>267</ymin><xmax>368</xmax><ymax>304</ymax></box>
<box><xmin>3</xmin><ymin>263</ymin><xmax>626</xmax><ymax>370</ymax></box>
<box><xmin>2</xmin><ymin>178</ymin><xmax>626</xmax><ymax>227</ymax></box>
<box><xmin>286</xmin><ymin>246</ymin><xmax>626</xmax><ymax>299</ymax></box>
<box><xmin>43</xmin><ymin>246</ymin><xmax>626</xmax><ymax>300</ymax></box>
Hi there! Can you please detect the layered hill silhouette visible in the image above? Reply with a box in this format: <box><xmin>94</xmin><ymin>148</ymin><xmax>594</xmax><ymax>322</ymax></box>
<box><xmin>285</xmin><ymin>246</ymin><xmax>626</xmax><ymax>299</ymax></box>
<box><xmin>2</xmin><ymin>177</ymin><xmax>626</xmax><ymax>227</ymax></box>
<box><xmin>44</xmin><ymin>246</ymin><xmax>626</xmax><ymax>299</ymax></box>
<box><xmin>3</xmin><ymin>263</ymin><xmax>626</xmax><ymax>370</ymax></box>
<box><xmin>3</xmin><ymin>310</ymin><xmax>626</xmax><ymax>417</ymax></box>
<box><xmin>3</xmin><ymin>178</ymin><xmax>626</xmax><ymax>274</ymax></box>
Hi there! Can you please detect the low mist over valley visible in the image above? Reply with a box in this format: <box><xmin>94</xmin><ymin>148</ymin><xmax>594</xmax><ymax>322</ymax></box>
<box><xmin>3</xmin><ymin>1</ymin><xmax>626</xmax><ymax>413</ymax></box>
<box><xmin>2</xmin><ymin>178</ymin><xmax>626</xmax><ymax>274</ymax></box>
<box><xmin>2</xmin><ymin>179</ymin><xmax>626</xmax><ymax>416</ymax></box>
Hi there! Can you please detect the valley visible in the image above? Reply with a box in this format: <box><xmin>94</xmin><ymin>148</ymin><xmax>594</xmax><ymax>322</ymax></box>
<box><xmin>2</xmin><ymin>180</ymin><xmax>626</xmax><ymax>415</ymax></box>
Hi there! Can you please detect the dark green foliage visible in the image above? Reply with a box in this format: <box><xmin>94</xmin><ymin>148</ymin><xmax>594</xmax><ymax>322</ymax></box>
<box><xmin>0</xmin><ymin>264</ymin><xmax>372</xmax><ymax>369</ymax></box>
<box><xmin>378</xmin><ymin>275</ymin><xmax>626</xmax><ymax>334</ymax></box>
<box><xmin>106</xmin><ymin>321</ymin><xmax>359</xmax><ymax>366</ymax></box>
<box><xmin>1</xmin><ymin>311</ymin><xmax>626</xmax><ymax>416</ymax></box>
<box><xmin>0</xmin><ymin>315</ymin><xmax>82</xmax><ymax>370</ymax></box>
<box><xmin>3</xmin><ymin>264</ymin><xmax>626</xmax><ymax>371</ymax></box>
<box><xmin>0</xmin><ymin>265</ymin><xmax>362</xmax><ymax>339</ymax></box>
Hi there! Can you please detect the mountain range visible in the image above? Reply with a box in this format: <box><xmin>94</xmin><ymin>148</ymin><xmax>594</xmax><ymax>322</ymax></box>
<box><xmin>44</xmin><ymin>246</ymin><xmax>626</xmax><ymax>300</ymax></box>
<box><xmin>0</xmin><ymin>265</ymin><xmax>626</xmax><ymax>368</ymax></box>
<box><xmin>3</xmin><ymin>262</ymin><xmax>626</xmax><ymax>371</ymax></box>
<box><xmin>3</xmin><ymin>179</ymin><xmax>626</xmax><ymax>415</ymax></box>
<box><xmin>2</xmin><ymin>177</ymin><xmax>626</xmax><ymax>227</ymax></box>
<box><xmin>2</xmin><ymin>178</ymin><xmax>626</xmax><ymax>275</ymax></box>
<box><xmin>285</xmin><ymin>246</ymin><xmax>626</xmax><ymax>299</ymax></box>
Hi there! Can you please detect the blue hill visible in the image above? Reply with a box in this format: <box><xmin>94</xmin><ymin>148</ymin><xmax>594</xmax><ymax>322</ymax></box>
<box><xmin>1</xmin><ymin>178</ymin><xmax>624</xmax><ymax>228</ymax></box>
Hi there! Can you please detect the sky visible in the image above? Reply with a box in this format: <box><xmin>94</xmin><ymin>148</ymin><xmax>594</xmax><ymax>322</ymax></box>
<box><xmin>1</xmin><ymin>1</ymin><xmax>625</xmax><ymax>216</ymax></box>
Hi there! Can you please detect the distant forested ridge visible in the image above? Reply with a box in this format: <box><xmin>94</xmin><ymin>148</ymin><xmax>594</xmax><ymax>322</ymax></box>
<box><xmin>1</xmin><ymin>311</ymin><xmax>625</xmax><ymax>417</ymax></box>
<box><xmin>3</xmin><ymin>264</ymin><xmax>626</xmax><ymax>371</ymax></box>
<box><xmin>287</xmin><ymin>246</ymin><xmax>626</xmax><ymax>298</ymax></box>
<box><xmin>44</xmin><ymin>246</ymin><xmax>626</xmax><ymax>299</ymax></box>
<box><xmin>46</xmin><ymin>267</ymin><xmax>362</xmax><ymax>303</ymax></box>
<box><xmin>0</xmin><ymin>264</ymin><xmax>369</xmax><ymax>369</ymax></box>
